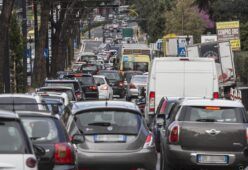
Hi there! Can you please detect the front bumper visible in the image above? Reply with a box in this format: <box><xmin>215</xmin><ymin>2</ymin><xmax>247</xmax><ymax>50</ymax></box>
<box><xmin>77</xmin><ymin>148</ymin><xmax>157</xmax><ymax>170</ymax></box>
<box><xmin>165</xmin><ymin>144</ymin><xmax>248</xmax><ymax>169</ymax></box>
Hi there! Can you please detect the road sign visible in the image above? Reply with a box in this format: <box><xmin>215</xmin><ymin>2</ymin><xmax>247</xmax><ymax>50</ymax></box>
<box><xmin>216</xmin><ymin>21</ymin><xmax>240</xmax><ymax>51</ymax></box>
<box><xmin>43</xmin><ymin>48</ymin><xmax>49</xmax><ymax>58</ymax></box>
<box><xmin>178</xmin><ymin>38</ymin><xmax>187</xmax><ymax>57</ymax></box>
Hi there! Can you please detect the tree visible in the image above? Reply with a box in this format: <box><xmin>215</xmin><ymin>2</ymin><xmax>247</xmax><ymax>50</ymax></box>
<box><xmin>0</xmin><ymin>0</ymin><xmax>15</xmax><ymax>92</ymax></box>
<box><xmin>164</xmin><ymin>0</ymin><xmax>206</xmax><ymax>42</ymax></box>
<box><xmin>9</xmin><ymin>12</ymin><xmax>25</xmax><ymax>93</ymax></box>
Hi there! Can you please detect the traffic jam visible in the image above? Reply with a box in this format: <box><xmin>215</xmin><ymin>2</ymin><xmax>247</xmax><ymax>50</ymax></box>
<box><xmin>1</xmin><ymin>4</ymin><xmax>248</xmax><ymax>170</ymax></box>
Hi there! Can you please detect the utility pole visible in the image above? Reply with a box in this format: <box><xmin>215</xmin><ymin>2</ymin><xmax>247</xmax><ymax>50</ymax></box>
<box><xmin>3</xmin><ymin>32</ymin><xmax>10</xmax><ymax>93</ymax></box>
<box><xmin>22</xmin><ymin>0</ymin><xmax>27</xmax><ymax>90</ymax></box>
<box><xmin>33</xmin><ymin>0</ymin><xmax>38</xmax><ymax>55</ymax></box>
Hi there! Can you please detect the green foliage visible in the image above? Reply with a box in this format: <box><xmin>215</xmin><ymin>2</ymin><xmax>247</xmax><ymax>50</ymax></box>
<box><xmin>234</xmin><ymin>51</ymin><xmax>248</xmax><ymax>85</ymax></box>
<box><xmin>165</xmin><ymin>0</ymin><xmax>206</xmax><ymax>42</ymax></box>
<box><xmin>132</xmin><ymin>0</ymin><xmax>169</xmax><ymax>42</ymax></box>
<box><xmin>9</xmin><ymin>12</ymin><xmax>25</xmax><ymax>93</ymax></box>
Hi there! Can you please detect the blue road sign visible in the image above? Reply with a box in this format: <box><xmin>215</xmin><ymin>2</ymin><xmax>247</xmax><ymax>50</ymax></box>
<box><xmin>178</xmin><ymin>47</ymin><xmax>186</xmax><ymax>57</ymax></box>
<box><xmin>43</xmin><ymin>48</ymin><xmax>49</xmax><ymax>59</ymax></box>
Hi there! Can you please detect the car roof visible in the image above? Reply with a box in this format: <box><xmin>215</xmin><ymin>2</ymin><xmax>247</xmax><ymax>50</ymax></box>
<box><xmin>45</xmin><ymin>79</ymin><xmax>79</xmax><ymax>83</ymax></box>
<box><xmin>0</xmin><ymin>93</ymin><xmax>38</xmax><ymax>98</ymax></box>
<box><xmin>81</xmin><ymin>52</ymin><xmax>95</xmax><ymax>55</ymax></box>
<box><xmin>0</xmin><ymin>110</ymin><xmax>19</xmax><ymax>119</ymax></box>
<box><xmin>16</xmin><ymin>110</ymin><xmax>57</xmax><ymax>118</ymax></box>
<box><xmin>72</xmin><ymin>101</ymin><xmax>141</xmax><ymax>114</ymax></box>
<box><xmin>93</xmin><ymin>75</ymin><xmax>106</xmax><ymax>78</ymax></box>
<box><xmin>181</xmin><ymin>99</ymin><xmax>244</xmax><ymax>108</ymax></box>
<box><xmin>40</xmin><ymin>86</ymin><xmax>73</xmax><ymax>90</ymax></box>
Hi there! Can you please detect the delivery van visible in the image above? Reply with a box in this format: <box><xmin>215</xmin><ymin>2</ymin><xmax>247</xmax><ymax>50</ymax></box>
<box><xmin>145</xmin><ymin>57</ymin><xmax>219</xmax><ymax>116</ymax></box>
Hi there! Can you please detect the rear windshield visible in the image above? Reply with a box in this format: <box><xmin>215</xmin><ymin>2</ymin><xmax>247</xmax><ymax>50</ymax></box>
<box><xmin>45</xmin><ymin>82</ymin><xmax>79</xmax><ymax>91</ymax></box>
<box><xmin>39</xmin><ymin>89</ymin><xmax>75</xmax><ymax>101</ymax></box>
<box><xmin>131</xmin><ymin>76</ymin><xmax>148</xmax><ymax>84</ymax></box>
<box><xmin>94</xmin><ymin>77</ymin><xmax>105</xmax><ymax>85</ymax></box>
<box><xmin>181</xmin><ymin>106</ymin><xmax>245</xmax><ymax>123</ymax></box>
<box><xmin>0</xmin><ymin>119</ymin><xmax>27</xmax><ymax>154</ymax></box>
<box><xmin>75</xmin><ymin>111</ymin><xmax>141</xmax><ymax>135</ymax></box>
<box><xmin>0</xmin><ymin>97</ymin><xmax>39</xmax><ymax>111</ymax></box>
<box><xmin>21</xmin><ymin>117</ymin><xmax>59</xmax><ymax>143</ymax></box>
<box><xmin>80</xmin><ymin>55</ymin><xmax>97</xmax><ymax>61</ymax></box>
<box><xmin>77</xmin><ymin>77</ymin><xmax>95</xmax><ymax>85</ymax></box>
<box><xmin>81</xmin><ymin>65</ymin><xmax>97</xmax><ymax>71</ymax></box>
<box><xmin>99</xmin><ymin>72</ymin><xmax>121</xmax><ymax>81</ymax></box>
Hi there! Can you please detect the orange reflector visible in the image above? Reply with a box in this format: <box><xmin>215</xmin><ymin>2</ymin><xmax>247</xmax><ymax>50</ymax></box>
<box><xmin>205</xmin><ymin>106</ymin><xmax>220</xmax><ymax>110</ymax></box>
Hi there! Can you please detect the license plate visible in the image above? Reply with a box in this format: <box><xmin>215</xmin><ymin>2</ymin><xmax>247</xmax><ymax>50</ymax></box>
<box><xmin>94</xmin><ymin>135</ymin><xmax>126</xmax><ymax>143</ymax></box>
<box><xmin>197</xmin><ymin>155</ymin><xmax>228</xmax><ymax>164</ymax></box>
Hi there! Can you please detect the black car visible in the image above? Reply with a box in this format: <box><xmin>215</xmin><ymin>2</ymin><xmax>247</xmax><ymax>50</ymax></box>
<box><xmin>65</xmin><ymin>73</ymin><xmax>99</xmax><ymax>100</ymax></box>
<box><xmin>18</xmin><ymin>111</ymin><xmax>78</xmax><ymax>170</ymax></box>
<box><xmin>151</xmin><ymin>97</ymin><xmax>178</xmax><ymax>152</ymax></box>
<box><xmin>62</xmin><ymin>101</ymin><xmax>157</xmax><ymax>170</ymax></box>
<box><xmin>44</xmin><ymin>79</ymin><xmax>85</xmax><ymax>101</ymax></box>
<box><xmin>98</xmin><ymin>70</ymin><xmax>125</xmax><ymax>98</ymax></box>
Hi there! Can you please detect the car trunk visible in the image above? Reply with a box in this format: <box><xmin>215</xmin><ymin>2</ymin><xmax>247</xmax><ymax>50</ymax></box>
<box><xmin>0</xmin><ymin>155</ymin><xmax>24</xmax><ymax>170</ymax></box>
<box><xmin>78</xmin><ymin>131</ymin><xmax>146</xmax><ymax>152</ymax></box>
<box><xmin>180</xmin><ymin>122</ymin><xmax>247</xmax><ymax>152</ymax></box>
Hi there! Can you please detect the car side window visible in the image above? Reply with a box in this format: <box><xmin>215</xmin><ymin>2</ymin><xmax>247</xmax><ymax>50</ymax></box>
<box><xmin>166</xmin><ymin>104</ymin><xmax>181</xmax><ymax>126</ymax></box>
<box><xmin>156</xmin><ymin>98</ymin><xmax>165</xmax><ymax>114</ymax></box>
<box><xmin>62</xmin><ymin>106</ymin><xmax>71</xmax><ymax>125</ymax></box>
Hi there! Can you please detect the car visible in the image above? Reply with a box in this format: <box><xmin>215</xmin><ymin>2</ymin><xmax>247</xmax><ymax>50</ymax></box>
<box><xmin>66</xmin><ymin>73</ymin><xmax>99</xmax><ymax>100</ymax></box>
<box><xmin>151</xmin><ymin>97</ymin><xmax>179</xmax><ymax>152</ymax></box>
<box><xmin>37</xmin><ymin>86</ymin><xmax>77</xmax><ymax>102</ymax></box>
<box><xmin>0</xmin><ymin>94</ymin><xmax>47</xmax><ymax>111</ymax></box>
<box><xmin>18</xmin><ymin>111</ymin><xmax>78</xmax><ymax>170</ymax></box>
<box><xmin>63</xmin><ymin>101</ymin><xmax>157</xmax><ymax>170</ymax></box>
<box><xmin>126</xmin><ymin>75</ymin><xmax>148</xmax><ymax>101</ymax></box>
<box><xmin>160</xmin><ymin>99</ymin><xmax>248</xmax><ymax>170</ymax></box>
<box><xmin>71</xmin><ymin>62</ymin><xmax>86</xmax><ymax>72</ymax></box>
<box><xmin>93</xmin><ymin>75</ymin><xmax>113</xmax><ymax>100</ymax></box>
<box><xmin>123</xmin><ymin>71</ymin><xmax>143</xmax><ymax>85</ymax></box>
<box><xmin>79</xmin><ymin>64</ymin><xmax>99</xmax><ymax>75</ymax></box>
<box><xmin>0</xmin><ymin>110</ymin><xmax>38</xmax><ymax>170</ymax></box>
<box><xmin>93</xmin><ymin>15</ymin><xmax>105</xmax><ymax>22</ymax></box>
<box><xmin>77</xmin><ymin>52</ymin><xmax>97</xmax><ymax>62</ymax></box>
<box><xmin>98</xmin><ymin>70</ymin><xmax>125</xmax><ymax>98</ymax></box>
<box><xmin>44</xmin><ymin>79</ymin><xmax>85</xmax><ymax>101</ymax></box>
<box><xmin>39</xmin><ymin>95</ymin><xmax>65</xmax><ymax>116</ymax></box>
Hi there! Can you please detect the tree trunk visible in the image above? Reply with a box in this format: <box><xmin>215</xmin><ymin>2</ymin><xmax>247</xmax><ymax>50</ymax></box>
<box><xmin>0</xmin><ymin>0</ymin><xmax>15</xmax><ymax>92</ymax></box>
<box><xmin>32</xmin><ymin>0</ymin><xmax>50</xmax><ymax>87</ymax></box>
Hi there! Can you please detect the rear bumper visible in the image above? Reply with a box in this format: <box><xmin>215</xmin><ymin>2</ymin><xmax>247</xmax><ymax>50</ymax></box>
<box><xmin>127</xmin><ymin>89</ymin><xmax>139</xmax><ymax>97</ymax></box>
<box><xmin>77</xmin><ymin>148</ymin><xmax>157</xmax><ymax>170</ymax></box>
<box><xmin>112</xmin><ymin>87</ymin><xmax>124</xmax><ymax>97</ymax></box>
<box><xmin>85</xmin><ymin>92</ymin><xmax>98</xmax><ymax>100</ymax></box>
<box><xmin>165</xmin><ymin>145</ymin><xmax>248</xmax><ymax>168</ymax></box>
<box><xmin>53</xmin><ymin>165</ymin><xmax>77</xmax><ymax>170</ymax></box>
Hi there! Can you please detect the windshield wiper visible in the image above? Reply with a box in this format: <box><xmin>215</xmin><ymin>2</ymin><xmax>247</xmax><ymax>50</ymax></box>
<box><xmin>88</xmin><ymin>122</ymin><xmax>111</xmax><ymax>126</ymax></box>
<box><xmin>196</xmin><ymin>118</ymin><xmax>217</xmax><ymax>122</ymax></box>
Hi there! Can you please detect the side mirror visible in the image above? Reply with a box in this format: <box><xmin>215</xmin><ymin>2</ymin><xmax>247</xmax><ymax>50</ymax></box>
<box><xmin>71</xmin><ymin>134</ymin><xmax>85</xmax><ymax>144</ymax></box>
<box><xmin>33</xmin><ymin>144</ymin><xmax>46</xmax><ymax>157</ymax></box>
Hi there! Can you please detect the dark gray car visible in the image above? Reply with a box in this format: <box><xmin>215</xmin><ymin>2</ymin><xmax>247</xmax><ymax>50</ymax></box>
<box><xmin>63</xmin><ymin>101</ymin><xmax>157</xmax><ymax>170</ymax></box>
<box><xmin>160</xmin><ymin>99</ymin><xmax>248</xmax><ymax>170</ymax></box>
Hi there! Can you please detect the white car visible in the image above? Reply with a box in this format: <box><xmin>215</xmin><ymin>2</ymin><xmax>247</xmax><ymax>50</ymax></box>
<box><xmin>93</xmin><ymin>75</ymin><xmax>113</xmax><ymax>100</ymax></box>
<box><xmin>0</xmin><ymin>110</ymin><xmax>38</xmax><ymax>170</ymax></box>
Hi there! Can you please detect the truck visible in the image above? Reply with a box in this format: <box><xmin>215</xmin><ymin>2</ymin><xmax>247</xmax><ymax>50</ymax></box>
<box><xmin>145</xmin><ymin>57</ymin><xmax>219</xmax><ymax>117</ymax></box>
<box><xmin>186</xmin><ymin>41</ymin><xmax>236</xmax><ymax>95</ymax></box>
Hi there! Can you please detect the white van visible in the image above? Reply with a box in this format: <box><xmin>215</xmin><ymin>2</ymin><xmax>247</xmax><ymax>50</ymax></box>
<box><xmin>145</xmin><ymin>57</ymin><xmax>219</xmax><ymax>116</ymax></box>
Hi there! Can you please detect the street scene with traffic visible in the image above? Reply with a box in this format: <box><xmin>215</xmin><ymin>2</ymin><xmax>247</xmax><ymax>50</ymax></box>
<box><xmin>1</xmin><ymin>0</ymin><xmax>248</xmax><ymax>170</ymax></box>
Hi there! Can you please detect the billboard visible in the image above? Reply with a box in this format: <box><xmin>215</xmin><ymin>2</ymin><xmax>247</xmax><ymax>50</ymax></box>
<box><xmin>201</xmin><ymin>35</ymin><xmax>217</xmax><ymax>43</ymax></box>
<box><xmin>216</xmin><ymin>21</ymin><xmax>240</xmax><ymax>51</ymax></box>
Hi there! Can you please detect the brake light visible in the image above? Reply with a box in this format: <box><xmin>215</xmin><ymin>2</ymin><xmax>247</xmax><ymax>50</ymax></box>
<box><xmin>180</xmin><ymin>58</ymin><xmax>189</xmax><ymax>61</ymax></box>
<box><xmin>213</xmin><ymin>92</ymin><xmax>219</xmax><ymax>99</ymax></box>
<box><xmin>54</xmin><ymin>143</ymin><xmax>74</xmax><ymax>165</ymax></box>
<box><xmin>129</xmin><ymin>83</ymin><xmax>136</xmax><ymax>89</ymax></box>
<box><xmin>246</xmin><ymin>128</ymin><xmax>248</xmax><ymax>144</ymax></box>
<box><xmin>119</xmin><ymin>82</ymin><xmax>124</xmax><ymax>87</ymax></box>
<box><xmin>100</xmin><ymin>85</ymin><xmax>108</xmax><ymax>90</ymax></box>
<box><xmin>169</xmin><ymin>124</ymin><xmax>179</xmax><ymax>144</ymax></box>
<box><xmin>149</xmin><ymin>91</ymin><xmax>155</xmax><ymax>112</ymax></box>
<box><xmin>26</xmin><ymin>157</ymin><xmax>37</xmax><ymax>168</ymax></box>
<box><xmin>89</xmin><ymin>86</ymin><xmax>97</xmax><ymax>91</ymax></box>
<box><xmin>143</xmin><ymin>133</ymin><xmax>154</xmax><ymax>149</ymax></box>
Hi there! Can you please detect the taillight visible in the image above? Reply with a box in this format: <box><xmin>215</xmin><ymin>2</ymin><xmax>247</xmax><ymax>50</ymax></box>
<box><xmin>246</xmin><ymin>128</ymin><xmax>248</xmax><ymax>144</ymax></box>
<box><xmin>129</xmin><ymin>83</ymin><xmax>136</xmax><ymax>89</ymax></box>
<box><xmin>89</xmin><ymin>86</ymin><xmax>97</xmax><ymax>91</ymax></box>
<box><xmin>169</xmin><ymin>124</ymin><xmax>180</xmax><ymax>144</ymax></box>
<box><xmin>119</xmin><ymin>82</ymin><xmax>124</xmax><ymax>87</ymax></box>
<box><xmin>213</xmin><ymin>92</ymin><xmax>219</xmax><ymax>99</ymax></box>
<box><xmin>100</xmin><ymin>85</ymin><xmax>108</xmax><ymax>90</ymax></box>
<box><xmin>26</xmin><ymin>157</ymin><xmax>37</xmax><ymax>168</ymax></box>
<box><xmin>149</xmin><ymin>91</ymin><xmax>155</xmax><ymax>112</ymax></box>
<box><xmin>143</xmin><ymin>133</ymin><xmax>154</xmax><ymax>149</ymax></box>
<box><xmin>54</xmin><ymin>143</ymin><xmax>74</xmax><ymax>165</ymax></box>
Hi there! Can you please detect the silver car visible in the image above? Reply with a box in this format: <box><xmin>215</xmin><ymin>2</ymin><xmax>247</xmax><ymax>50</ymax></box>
<box><xmin>63</xmin><ymin>101</ymin><xmax>157</xmax><ymax>170</ymax></box>
<box><xmin>126</xmin><ymin>75</ymin><xmax>148</xmax><ymax>101</ymax></box>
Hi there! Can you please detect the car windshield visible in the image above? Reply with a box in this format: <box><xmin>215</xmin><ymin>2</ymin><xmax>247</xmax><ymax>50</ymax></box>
<box><xmin>123</xmin><ymin>62</ymin><xmax>148</xmax><ymax>72</ymax></box>
<box><xmin>21</xmin><ymin>117</ymin><xmax>59</xmax><ymax>143</ymax></box>
<box><xmin>94</xmin><ymin>77</ymin><xmax>105</xmax><ymax>85</ymax></box>
<box><xmin>0</xmin><ymin>120</ymin><xmax>27</xmax><ymax>154</ymax></box>
<box><xmin>99</xmin><ymin>72</ymin><xmax>121</xmax><ymax>81</ymax></box>
<box><xmin>42</xmin><ymin>98</ymin><xmax>64</xmax><ymax>114</ymax></box>
<box><xmin>45</xmin><ymin>82</ymin><xmax>79</xmax><ymax>91</ymax></box>
<box><xmin>181</xmin><ymin>106</ymin><xmax>245</xmax><ymax>123</ymax></box>
<box><xmin>39</xmin><ymin>89</ymin><xmax>75</xmax><ymax>101</ymax></box>
<box><xmin>81</xmin><ymin>65</ymin><xmax>97</xmax><ymax>71</ymax></box>
<box><xmin>75</xmin><ymin>111</ymin><xmax>141</xmax><ymax>135</ymax></box>
<box><xmin>80</xmin><ymin>55</ymin><xmax>97</xmax><ymax>61</ymax></box>
<box><xmin>131</xmin><ymin>76</ymin><xmax>148</xmax><ymax>84</ymax></box>
<box><xmin>77</xmin><ymin>77</ymin><xmax>95</xmax><ymax>85</ymax></box>
<box><xmin>0</xmin><ymin>97</ymin><xmax>39</xmax><ymax>111</ymax></box>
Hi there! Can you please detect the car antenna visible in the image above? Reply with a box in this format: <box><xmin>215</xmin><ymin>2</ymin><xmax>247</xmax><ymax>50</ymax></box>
<box><xmin>105</xmin><ymin>98</ymin><xmax>108</xmax><ymax>107</ymax></box>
